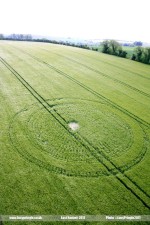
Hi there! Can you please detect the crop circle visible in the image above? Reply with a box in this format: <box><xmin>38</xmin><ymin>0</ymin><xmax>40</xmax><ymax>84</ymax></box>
<box><xmin>9</xmin><ymin>98</ymin><xmax>147</xmax><ymax>177</ymax></box>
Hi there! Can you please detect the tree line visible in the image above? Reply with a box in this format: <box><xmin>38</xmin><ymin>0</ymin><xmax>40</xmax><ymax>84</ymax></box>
<box><xmin>101</xmin><ymin>40</ymin><xmax>127</xmax><ymax>58</ymax></box>
<box><xmin>0</xmin><ymin>33</ymin><xmax>149</xmax><ymax>64</ymax></box>
<box><xmin>101</xmin><ymin>40</ymin><xmax>150</xmax><ymax>64</ymax></box>
<box><xmin>0</xmin><ymin>33</ymin><xmax>32</xmax><ymax>41</ymax></box>
<box><xmin>131</xmin><ymin>46</ymin><xmax>150</xmax><ymax>64</ymax></box>
<box><xmin>0</xmin><ymin>33</ymin><xmax>90</xmax><ymax>50</ymax></box>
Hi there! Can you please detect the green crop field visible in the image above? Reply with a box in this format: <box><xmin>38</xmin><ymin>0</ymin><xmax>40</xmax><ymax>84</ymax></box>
<box><xmin>0</xmin><ymin>41</ymin><xmax>150</xmax><ymax>225</ymax></box>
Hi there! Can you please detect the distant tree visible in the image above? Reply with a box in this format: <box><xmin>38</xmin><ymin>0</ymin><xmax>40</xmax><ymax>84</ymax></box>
<box><xmin>101</xmin><ymin>40</ymin><xmax>110</xmax><ymax>53</ymax></box>
<box><xmin>10</xmin><ymin>33</ymin><xmax>16</xmax><ymax>39</ymax></box>
<box><xmin>101</xmin><ymin>40</ymin><xmax>127</xmax><ymax>58</ymax></box>
<box><xmin>19</xmin><ymin>34</ymin><xmax>24</xmax><ymax>40</ymax></box>
<box><xmin>134</xmin><ymin>46</ymin><xmax>143</xmax><ymax>61</ymax></box>
<box><xmin>92</xmin><ymin>47</ymin><xmax>98</xmax><ymax>51</ymax></box>
<box><xmin>118</xmin><ymin>49</ymin><xmax>123</xmax><ymax>56</ymax></box>
<box><xmin>131</xmin><ymin>53</ymin><xmax>136</xmax><ymax>60</ymax></box>
<box><xmin>15</xmin><ymin>34</ymin><xmax>21</xmax><ymax>39</ymax></box>
<box><xmin>8</xmin><ymin>33</ymin><xmax>32</xmax><ymax>41</ymax></box>
<box><xmin>0</xmin><ymin>34</ymin><xmax>4</xmax><ymax>39</ymax></box>
<box><xmin>142</xmin><ymin>47</ymin><xmax>150</xmax><ymax>64</ymax></box>
<box><xmin>109</xmin><ymin>40</ymin><xmax>120</xmax><ymax>55</ymax></box>
<box><xmin>118</xmin><ymin>49</ymin><xmax>127</xmax><ymax>58</ymax></box>
<box><xmin>134</xmin><ymin>41</ymin><xmax>143</xmax><ymax>46</ymax></box>
<box><xmin>131</xmin><ymin>46</ymin><xmax>150</xmax><ymax>64</ymax></box>
<box><xmin>23</xmin><ymin>34</ymin><xmax>32</xmax><ymax>40</ymax></box>
<box><xmin>28</xmin><ymin>34</ymin><xmax>32</xmax><ymax>40</ymax></box>
<box><xmin>122</xmin><ymin>51</ymin><xmax>127</xmax><ymax>58</ymax></box>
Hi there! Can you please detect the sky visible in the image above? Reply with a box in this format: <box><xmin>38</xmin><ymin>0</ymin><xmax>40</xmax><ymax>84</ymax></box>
<box><xmin>0</xmin><ymin>0</ymin><xmax>150</xmax><ymax>42</ymax></box>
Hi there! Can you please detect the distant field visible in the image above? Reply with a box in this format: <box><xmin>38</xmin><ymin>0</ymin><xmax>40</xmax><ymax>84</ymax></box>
<box><xmin>0</xmin><ymin>41</ymin><xmax>150</xmax><ymax>225</ymax></box>
<box><xmin>122</xmin><ymin>46</ymin><xmax>135</xmax><ymax>59</ymax></box>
